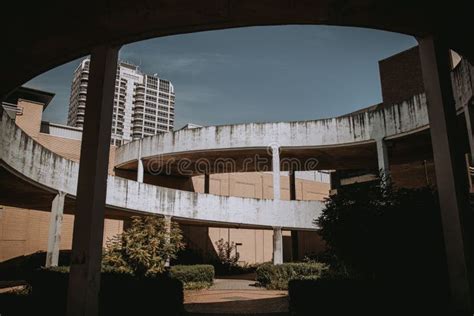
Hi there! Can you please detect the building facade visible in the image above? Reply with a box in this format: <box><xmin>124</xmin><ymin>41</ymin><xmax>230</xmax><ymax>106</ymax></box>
<box><xmin>67</xmin><ymin>59</ymin><xmax>175</xmax><ymax>146</ymax></box>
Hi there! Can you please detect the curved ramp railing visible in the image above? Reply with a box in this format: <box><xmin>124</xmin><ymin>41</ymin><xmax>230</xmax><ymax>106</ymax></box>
<box><xmin>0</xmin><ymin>111</ymin><xmax>323</xmax><ymax>230</ymax></box>
<box><xmin>116</xmin><ymin>94</ymin><xmax>428</xmax><ymax>167</ymax></box>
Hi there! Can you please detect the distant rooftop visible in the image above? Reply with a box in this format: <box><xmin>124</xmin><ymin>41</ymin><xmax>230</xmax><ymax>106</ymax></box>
<box><xmin>178</xmin><ymin>123</ymin><xmax>204</xmax><ymax>131</ymax></box>
<box><xmin>6</xmin><ymin>86</ymin><xmax>55</xmax><ymax>110</ymax></box>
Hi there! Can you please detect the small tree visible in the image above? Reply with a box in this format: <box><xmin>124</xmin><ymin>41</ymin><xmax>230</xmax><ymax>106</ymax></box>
<box><xmin>103</xmin><ymin>216</ymin><xmax>184</xmax><ymax>277</ymax></box>
<box><xmin>215</xmin><ymin>238</ymin><xmax>240</xmax><ymax>268</ymax></box>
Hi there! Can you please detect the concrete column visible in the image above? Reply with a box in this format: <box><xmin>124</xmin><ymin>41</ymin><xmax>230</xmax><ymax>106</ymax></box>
<box><xmin>330</xmin><ymin>171</ymin><xmax>341</xmax><ymax>191</ymax></box>
<box><xmin>137</xmin><ymin>159</ymin><xmax>144</xmax><ymax>183</ymax></box>
<box><xmin>289</xmin><ymin>169</ymin><xmax>296</xmax><ymax>201</ymax></box>
<box><xmin>291</xmin><ymin>230</ymin><xmax>299</xmax><ymax>262</ymax></box>
<box><xmin>289</xmin><ymin>169</ymin><xmax>299</xmax><ymax>261</ymax></box>
<box><xmin>137</xmin><ymin>140</ymin><xmax>144</xmax><ymax>183</ymax></box>
<box><xmin>419</xmin><ymin>36</ymin><xmax>472</xmax><ymax>315</ymax></box>
<box><xmin>164</xmin><ymin>215</ymin><xmax>172</xmax><ymax>267</ymax></box>
<box><xmin>271</xmin><ymin>145</ymin><xmax>281</xmax><ymax>200</ymax></box>
<box><xmin>376</xmin><ymin>138</ymin><xmax>390</xmax><ymax>179</ymax></box>
<box><xmin>67</xmin><ymin>45</ymin><xmax>119</xmax><ymax>316</ymax></box>
<box><xmin>204</xmin><ymin>173</ymin><xmax>210</xmax><ymax>194</ymax></box>
<box><xmin>45</xmin><ymin>191</ymin><xmax>66</xmax><ymax>267</ymax></box>
<box><xmin>272</xmin><ymin>227</ymin><xmax>283</xmax><ymax>265</ymax></box>
<box><xmin>122</xmin><ymin>218</ymin><xmax>133</xmax><ymax>231</ymax></box>
<box><xmin>463</xmin><ymin>103</ymin><xmax>474</xmax><ymax>165</ymax></box>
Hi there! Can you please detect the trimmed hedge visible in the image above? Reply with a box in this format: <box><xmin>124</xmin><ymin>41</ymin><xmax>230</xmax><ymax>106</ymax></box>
<box><xmin>256</xmin><ymin>262</ymin><xmax>327</xmax><ymax>290</ymax></box>
<box><xmin>169</xmin><ymin>264</ymin><xmax>214</xmax><ymax>289</ymax></box>
<box><xmin>0</xmin><ymin>251</ymin><xmax>70</xmax><ymax>281</ymax></box>
<box><xmin>288</xmin><ymin>278</ymin><xmax>450</xmax><ymax>315</ymax></box>
<box><xmin>29</xmin><ymin>267</ymin><xmax>183</xmax><ymax>316</ymax></box>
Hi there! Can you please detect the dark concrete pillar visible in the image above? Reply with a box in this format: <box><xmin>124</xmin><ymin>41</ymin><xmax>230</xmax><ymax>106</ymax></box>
<box><xmin>122</xmin><ymin>218</ymin><xmax>133</xmax><ymax>231</ymax></box>
<box><xmin>330</xmin><ymin>171</ymin><xmax>341</xmax><ymax>191</ymax></box>
<box><xmin>66</xmin><ymin>45</ymin><xmax>119</xmax><ymax>316</ymax></box>
<box><xmin>289</xmin><ymin>169</ymin><xmax>296</xmax><ymax>201</ymax></box>
<box><xmin>289</xmin><ymin>169</ymin><xmax>299</xmax><ymax>261</ymax></box>
<box><xmin>204</xmin><ymin>173</ymin><xmax>210</xmax><ymax>194</ymax></box>
<box><xmin>271</xmin><ymin>145</ymin><xmax>281</xmax><ymax>200</ymax></box>
<box><xmin>419</xmin><ymin>36</ymin><xmax>473</xmax><ymax>315</ymax></box>
<box><xmin>291</xmin><ymin>230</ymin><xmax>299</xmax><ymax>262</ymax></box>
<box><xmin>464</xmin><ymin>103</ymin><xmax>474</xmax><ymax>164</ymax></box>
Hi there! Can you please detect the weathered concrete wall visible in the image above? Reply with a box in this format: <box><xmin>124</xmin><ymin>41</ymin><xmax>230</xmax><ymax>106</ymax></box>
<box><xmin>116</xmin><ymin>94</ymin><xmax>429</xmax><ymax>167</ymax></box>
<box><xmin>15</xmin><ymin>99</ymin><xmax>116</xmax><ymax>174</ymax></box>
<box><xmin>0</xmin><ymin>111</ymin><xmax>323</xmax><ymax>230</ymax></box>
<box><xmin>451</xmin><ymin>58</ymin><xmax>474</xmax><ymax>111</ymax></box>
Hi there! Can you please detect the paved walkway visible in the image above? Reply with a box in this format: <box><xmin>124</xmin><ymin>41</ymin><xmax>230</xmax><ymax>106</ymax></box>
<box><xmin>184</xmin><ymin>277</ymin><xmax>289</xmax><ymax>315</ymax></box>
<box><xmin>209</xmin><ymin>278</ymin><xmax>263</xmax><ymax>291</ymax></box>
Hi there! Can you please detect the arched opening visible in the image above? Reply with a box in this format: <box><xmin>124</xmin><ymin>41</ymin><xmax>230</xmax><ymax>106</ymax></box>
<box><xmin>1</xmin><ymin>2</ymin><xmax>473</xmax><ymax>315</ymax></box>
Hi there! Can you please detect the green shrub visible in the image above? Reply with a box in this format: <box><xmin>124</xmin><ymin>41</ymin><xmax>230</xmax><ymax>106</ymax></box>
<box><xmin>103</xmin><ymin>216</ymin><xmax>185</xmax><ymax>277</ymax></box>
<box><xmin>213</xmin><ymin>261</ymin><xmax>264</xmax><ymax>276</ymax></box>
<box><xmin>28</xmin><ymin>267</ymin><xmax>183</xmax><ymax>316</ymax></box>
<box><xmin>256</xmin><ymin>262</ymin><xmax>327</xmax><ymax>290</ymax></box>
<box><xmin>169</xmin><ymin>264</ymin><xmax>214</xmax><ymax>289</ymax></box>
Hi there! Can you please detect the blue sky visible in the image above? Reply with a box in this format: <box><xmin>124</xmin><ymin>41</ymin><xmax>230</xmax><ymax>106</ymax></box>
<box><xmin>26</xmin><ymin>25</ymin><xmax>417</xmax><ymax>129</ymax></box>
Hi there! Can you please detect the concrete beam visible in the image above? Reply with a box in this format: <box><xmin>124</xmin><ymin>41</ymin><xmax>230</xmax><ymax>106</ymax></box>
<box><xmin>273</xmin><ymin>227</ymin><xmax>283</xmax><ymax>265</ymax></box>
<box><xmin>45</xmin><ymin>191</ymin><xmax>66</xmax><ymax>267</ymax></box>
<box><xmin>272</xmin><ymin>145</ymin><xmax>281</xmax><ymax>200</ymax></box>
<box><xmin>67</xmin><ymin>45</ymin><xmax>119</xmax><ymax>316</ymax></box>
<box><xmin>419</xmin><ymin>35</ymin><xmax>473</xmax><ymax>315</ymax></box>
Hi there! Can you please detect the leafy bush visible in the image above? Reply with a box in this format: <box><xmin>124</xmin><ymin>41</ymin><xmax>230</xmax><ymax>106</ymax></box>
<box><xmin>28</xmin><ymin>267</ymin><xmax>183</xmax><ymax>316</ymax></box>
<box><xmin>102</xmin><ymin>216</ymin><xmax>184</xmax><ymax>277</ymax></box>
<box><xmin>256</xmin><ymin>262</ymin><xmax>328</xmax><ymax>290</ymax></box>
<box><xmin>169</xmin><ymin>264</ymin><xmax>214</xmax><ymax>289</ymax></box>
<box><xmin>214</xmin><ymin>238</ymin><xmax>240</xmax><ymax>270</ymax></box>
<box><xmin>316</xmin><ymin>181</ymin><xmax>449</xmax><ymax>286</ymax></box>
